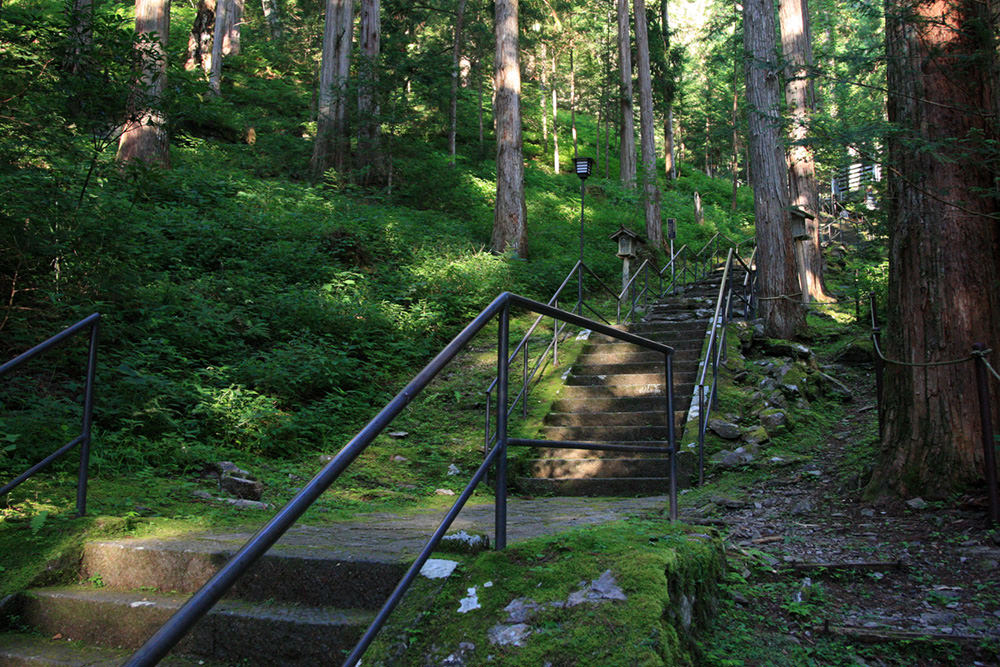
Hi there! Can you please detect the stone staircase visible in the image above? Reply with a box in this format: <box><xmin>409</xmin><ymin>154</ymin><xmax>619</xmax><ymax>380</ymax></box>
<box><xmin>518</xmin><ymin>266</ymin><xmax>745</xmax><ymax>496</ymax></box>
<box><xmin>0</xmin><ymin>528</ymin><xmax>411</xmax><ymax>665</ymax></box>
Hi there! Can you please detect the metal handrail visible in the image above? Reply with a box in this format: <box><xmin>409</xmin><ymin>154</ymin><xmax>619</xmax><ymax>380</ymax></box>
<box><xmin>0</xmin><ymin>313</ymin><xmax>100</xmax><ymax>516</ymax></box>
<box><xmin>125</xmin><ymin>293</ymin><xmax>676</xmax><ymax>667</ymax></box>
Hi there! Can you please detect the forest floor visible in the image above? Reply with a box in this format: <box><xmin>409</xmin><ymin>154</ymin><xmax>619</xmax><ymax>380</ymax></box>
<box><xmin>692</xmin><ymin>364</ymin><xmax>1000</xmax><ymax>666</ymax></box>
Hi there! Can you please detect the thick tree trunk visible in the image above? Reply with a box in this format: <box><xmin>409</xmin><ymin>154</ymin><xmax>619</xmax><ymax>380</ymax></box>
<box><xmin>185</xmin><ymin>0</ymin><xmax>215</xmax><ymax>72</ymax></box>
<box><xmin>660</xmin><ymin>0</ymin><xmax>676</xmax><ymax>180</ymax></box>
<box><xmin>743</xmin><ymin>0</ymin><xmax>803</xmax><ymax>338</ymax></box>
<box><xmin>64</xmin><ymin>0</ymin><xmax>93</xmax><ymax>74</ymax></box>
<box><xmin>617</xmin><ymin>0</ymin><xmax>636</xmax><ymax>187</ymax></box>
<box><xmin>222</xmin><ymin>0</ymin><xmax>242</xmax><ymax>55</ymax></box>
<box><xmin>448</xmin><ymin>0</ymin><xmax>468</xmax><ymax>166</ymax></box>
<box><xmin>551</xmin><ymin>53</ymin><xmax>559</xmax><ymax>174</ymax></box>
<box><xmin>117</xmin><ymin>0</ymin><xmax>171</xmax><ymax>167</ymax></box>
<box><xmin>633</xmin><ymin>0</ymin><xmax>661</xmax><ymax>244</ymax></box>
<box><xmin>869</xmin><ymin>0</ymin><xmax>1000</xmax><ymax>499</ymax></box>
<box><xmin>310</xmin><ymin>0</ymin><xmax>353</xmax><ymax>179</ymax></box>
<box><xmin>570</xmin><ymin>46</ymin><xmax>578</xmax><ymax>158</ymax></box>
<box><xmin>357</xmin><ymin>0</ymin><xmax>383</xmax><ymax>185</ymax></box>
<box><xmin>492</xmin><ymin>0</ymin><xmax>527</xmax><ymax>256</ymax></box>
<box><xmin>779</xmin><ymin>0</ymin><xmax>829</xmax><ymax>302</ymax></box>
<box><xmin>208</xmin><ymin>0</ymin><xmax>227</xmax><ymax>94</ymax></box>
<box><xmin>261</xmin><ymin>0</ymin><xmax>281</xmax><ymax>39</ymax></box>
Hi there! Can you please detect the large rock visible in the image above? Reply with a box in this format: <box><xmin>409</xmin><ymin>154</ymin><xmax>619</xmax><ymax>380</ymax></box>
<box><xmin>759</xmin><ymin>409</ymin><xmax>790</xmax><ymax>436</ymax></box>
<box><xmin>742</xmin><ymin>426</ymin><xmax>769</xmax><ymax>447</ymax></box>
<box><xmin>709</xmin><ymin>419</ymin><xmax>741</xmax><ymax>440</ymax></box>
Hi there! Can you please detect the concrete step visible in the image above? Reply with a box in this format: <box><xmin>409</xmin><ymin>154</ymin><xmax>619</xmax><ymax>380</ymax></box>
<box><xmin>557</xmin><ymin>383</ymin><xmax>667</xmax><ymax>399</ymax></box>
<box><xmin>0</xmin><ymin>631</ymin><xmax>216</xmax><ymax>666</ymax></box>
<box><xmin>81</xmin><ymin>533</ymin><xmax>409</xmax><ymax>609</ymax></box>
<box><xmin>566</xmin><ymin>369</ymin><xmax>699</xmax><ymax>386</ymax></box>
<box><xmin>539</xmin><ymin>424</ymin><xmax>672</xmax><ymax>441</ymax></box>
<box><xmin>529</xmin><ymin>457</ymin><xmax>672</xmax><ymax>478</ymax></box>
<box><xmin>516</xmin><ymin>476</ymin><xmax>674</xmax><ymax>496</ymax></box>
<box><xmin>551</xmin><ymin>395</ymin><xmax>682</xmax><ymax>413</ymax></box>
<box><xmin>575</xmin><ymin>344</ymin><xmax>701</xmax><ymax>364</ymax></box>
<box><xmin>543</xmin><ymin>410</ymin><xmax>683</xmax><ymax>427</ymax></box>
<box><xmin>9</xmin><ymin>587</ymin><xmax>374</xmax><ymax>664</ymax></box>
<box><xmin>569</xmin><ymin>360</ymin><xmax>700</xmax><ymax>377</ymax></box>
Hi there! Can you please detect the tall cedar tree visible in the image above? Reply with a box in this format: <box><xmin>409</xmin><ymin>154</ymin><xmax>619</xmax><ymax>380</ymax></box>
<box><xmin>634</xmin><ymin>0</ymin><xmax>661</xmax><ymax>245</ymax></box>
<box><xmin>356</xmin><ymin>0</ymin><xmax>383</xmax><ymax>185</ymax></box>
<box><xmin>311</xmin><ymin>0</ymin><xmax>353</xmax><ymax>179</ymax></box>
<box><xmin>778</xmin><ymin>0</ymin><xmax>829</xmax><ymax>302</ymax></box>
<box><xmin>448</xmin><ymin>0</ymin><xmax>468</xmax><ymax>165</ymax></box>
<box><xmin>616</xmin><ymin>0</ymin><xmax>636</xmax><ymax>187</ymax></box>
<box><xmin>492</xmin><ymin>0</ymin><xmax>527</xmax><ymax>256</ymax></box>
<box><xmin>869</xmin><ymin>0</ymin><xmax>1000</xmax><ymax>498</ymax></box>
<box><xmin>185</xmin><ymin>0</ymin><xmax>215</xmax><ymax>72</ymax></box>
<box><xmin>117</xmin><ymin>0</ymin><xmax>171</xmax><ymax>167</ymax></box>
<box><xmin>743</xmin><ymin>0</ymin><xmax>804</xmax><ymax>338</ymax></box>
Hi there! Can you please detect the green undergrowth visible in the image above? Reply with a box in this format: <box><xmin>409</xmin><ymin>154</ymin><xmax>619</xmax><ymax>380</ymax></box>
<box><xmin>365</xmin><ymin>517</ymin><xmax>725</xmax><ymax>666</ymax></box>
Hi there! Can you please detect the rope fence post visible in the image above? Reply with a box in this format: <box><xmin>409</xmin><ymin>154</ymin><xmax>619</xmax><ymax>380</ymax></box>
<box><xmin>973</xmin><ymin>344</ymin><xmax>999</xmax><ymax>526</ymax></box>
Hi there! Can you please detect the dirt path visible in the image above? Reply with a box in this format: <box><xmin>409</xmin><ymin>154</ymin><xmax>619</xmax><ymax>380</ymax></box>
<box><xmin>690</xmin><ymin>365</ymin><xmax>1000</xmax><ymax>666</ymax></box>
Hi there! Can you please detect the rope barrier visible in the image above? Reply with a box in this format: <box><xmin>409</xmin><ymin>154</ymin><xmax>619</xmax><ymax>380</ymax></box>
<box><xmin>871</xmin><ymin>336</ymin><xmax>991</xmax><ymax>368</ymax></box>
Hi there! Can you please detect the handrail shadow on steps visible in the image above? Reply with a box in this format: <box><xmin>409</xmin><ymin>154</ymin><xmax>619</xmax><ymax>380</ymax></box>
<box><xmin>124</xmin><ymin>293</ymin><xmax>676</xmax><ymax>667</ymax></box>
<box><xmin>0</xmin><ymin>313</ymin><xmax>100</xmax><ymax>516</ymax></box>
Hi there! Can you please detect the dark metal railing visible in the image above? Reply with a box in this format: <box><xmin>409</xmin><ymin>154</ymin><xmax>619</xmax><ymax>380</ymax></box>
<box><xmin>125</xmin><ymin>293</ymin><xmax>675</xmax><ymax>667</ymax></box>
<box><xmin>0</xmin><ymin>313</ymin><xmax>100</xmax><ymax>516</ymax></box>
<box><xmin>692</xmin><ymin>247</ymin><xmax>757</xmax><ymax>485</ymax></box>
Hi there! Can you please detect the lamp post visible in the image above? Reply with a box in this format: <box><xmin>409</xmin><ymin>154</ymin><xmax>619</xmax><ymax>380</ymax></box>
<box><xmin>573</xmin><ymin>156</ymin><xmax>595</xmax><ymax>313</ymax></box>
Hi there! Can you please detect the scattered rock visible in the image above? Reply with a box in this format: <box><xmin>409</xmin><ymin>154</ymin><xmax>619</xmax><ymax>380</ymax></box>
<box><xmin>791</xmin><ymin>499</ymin><xmax>814</xmax><ymax>515</ymax></box>
<box><xmin>388</xmin><ymin>431</ymin><xmax>409</xmax><ymax>439</ymax></box>
<box><xmin>447</xmin><ymin>463</ymin><xmax>461</xmax><ymax>476</ymax></box>
<box><xmin>504</xmin><ymin>598</ymin><xmax>541</xmax><ymax>623</ymax></box>
<box><xmin>487</xmin><ymin>623</ymin><xmax>531</xmax><ymax>647</ymax></box>
<box><xmin>760</xmin><ymin>340</ymin><xmax>814</xmax><ymax>361</ymax></box>
<box><xmin>436</xmin><ymin>488</ymin><xmax>456</xmax><ymax>496</ymax></box>
<box><xmin>441</xmin><ymin>642</ymin><xmax>476</xmax><ymax>665</ymax></box>
<box><xmin>816</xmin><ymin>371</ymin><xmax>854</xmax><ymax>401</ymax></box>
<box><xmin>759</xmin><ymin>409</ymin><xmax>790</xmax><ymax>436</ymax></box>
<box><xmin>439</xmin><ymin>530</ymin><xmax>490</xmax><ymax>553</ymax></box>
<box><xmin>392</xmin><ymin>455</ymin><xmax>408</xmax><ymax>462</ymax></box>
<box><xmin>709</xmin><ymin>419</ymin><xmax>742</xmax><ymax>440</ymax></box>
<box><xmin>906</xmin><ymin>497</ymin><xmax>929</xmax><ymax>510</ymax></box>
<box><xmin>420</xmin><ymin>559</ymin><xmax>459</xmax><ymax>579</ymax></box>
<box><xmin>318</xmin><ymin>454</ymin><xmax>334</xmax><ymax>463</ymax></box>
<box><xmin>457</xmin><ymin>587</ymin><xmax>481</xmax><ymax>613</ymax></box>
<box><xmin>742</xmin><ymin>426</ymin><xmax>769</xmax><ymax>447</ymax></box>
<box><xmin>566</xmin><ymin>570</ymin><xmax>627</xmax><ymax>606</ymax></box>
<box><xmin>834</xmin><ymin>341</ymin><xmax>874</xmax><ymax>364</ymax></box>
<box><xmin>220</xmin><ymin>474</ymin><xmax>263</xmax><ymax>501</ymax></box>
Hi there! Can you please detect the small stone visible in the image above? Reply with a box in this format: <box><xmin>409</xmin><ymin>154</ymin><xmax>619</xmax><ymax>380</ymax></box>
<box><xmin>436</xmin><ymin>488</ymin><xmax>456</xmax><ymax>496</ymax></box>
<box><xmin>420</xmin><ymin>558</ymin><xmax>459</xmax><ymax>579</ymax></box>
<box><xmin>860</xmin><ymin>509</ymin><xmax>875</xmax><ymax>517</ymax></box>
<box><xmin>220</xmin><ymin>475</ymin><xmax>263</xmax><ymax>501</ymax></box>
<box><xmin>709</xmin><ymin>419</ymin><xmax>741</xmax><ymax>440</ymax></box>
<box><xmin>392</xmin><ymin>455</ymin><xmax>408</xmax><ymax>462</ymax></box>
<box><xmin>791</xmin><ymin>499</ymin><xmax>814</xmax><ymax>515</ymax></box>
<box><xmin>439</xmin><ymin>530</ymin><xmax>490</xmax><ymax>553</ymax></box>
<box><xmin>487</xmin><ymin>623</ymin><xmax>531</xmax><ymax>647</ymax></box>
<box><xmin>457</xmin><ymin>587</ymin><xmax>481</xmax><ymax>613</ymax></box>
<box><xmin>388</xmin><ymin>431</ymin><xmax>409</xmax><ymax>438</ymax></box>
<box><xmin>504</xmin><ymin>598</ymin><xmax>541</xmax><ymax>623</ymax></box>
<box><xmin>447</xmin><ymin>463</ymin><xmax>461</xmax><ymax>476</ymax></box>
<box><xmin>318</xmin><ymin>454</ymin><xmax>334</xmax><ymax>463</ymax></box>
<box><xmin>906</xmin><ymin>497</ymin><xmax>929</xmax><ymax>510</ymax></box>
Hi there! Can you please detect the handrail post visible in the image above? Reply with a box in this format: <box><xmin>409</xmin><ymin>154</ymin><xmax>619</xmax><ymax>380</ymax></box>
<box><xmin>577</xmin><ymin>263</ymin><xmax>583</xmax><ymax>315</ymax></box>
<box><xmin>522</xmin><ymin>344</ymin><xmax>528</xmax><ymax>419</ymax></box>
<box><xmin>484</xmin><ymin>389</ymin><xmax>491</xmax><ymax>459</ymax></box>
<box><xmin>973</xmin><ymin>343</ymin><xmax>999</xmax><ymax>526</ymax></box>
<box><xmin>666</xmin><ymin>352</ymin><xmax>677</xmax><ymax>521</ymax></box>
<box><xmin>552</xmin><ymin>303</ymin><xmax>559</xmax><ymax>367</ymax></box>
<box><xmin>697</xmin><ymin>384</ymin><xmax>706</xmax><ymax>486</ymax></box>
<box><xmin>495</xmin><ymin>303</ymin><xmax>510</xmax><ymax>550</ymax></box>
<box><xmin>76</xmin><ymin>317</ymin><xmax>99</xmax><ymax>516</ymax></box>
<box><xmin>870</xmin><ymin>291</ymin><xmax>884</xmax><ymax>437</ymax></box>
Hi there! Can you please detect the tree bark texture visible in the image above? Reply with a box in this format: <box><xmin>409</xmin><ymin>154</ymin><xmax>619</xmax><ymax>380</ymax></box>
<box><xmin>222</xmin><ymin>0</ymin><xmax>242</xmax><ymax>55</ymax></box>
<box><xmin>870</xmin><ymin>0</ymin><xmax>1000</xmax><ymax>498</ymax></box>
<box><xmin>551</xmin><ymin>52</ymin><xmax>560</xmax><ymax>174</ymax></box>
<box><xmin>449</xmin><ymin>0</ymin><xmax>468</xmax><ymax>165</ymax></box>
<box><xmin>208</xmin><ymin>0</ymin><xmax>228</xmax><ymax>94</ymax></box>
<box><xmin>261</xmin><ymin>0</ymin><xmax>282</xmax><ymax>40</ymax></box>
<box><xmin>779</xmin><ymin>0</ymin><xmax>829</xmax><ymax>302</ymax></box>
<box><xmin>633</xmin><ymin>0</ymin><xmax>661</xmax><ymax>245</ymax></box>
<box><xmin>64</xmin><ymin>0</ymin><xmax>93</xmax><ymax>74</ymax></box>
<box><xmin>356</xmin><ymin>0</ymin><xmax>383</xmax><ymax>185</ymax></box>
<box><xmin>117</xmin><ymin>0</ymin><xmax>171</xmax><ymax>167</ymax></box>
<box><xmin>185</xmin><ymin>0</ymin><xmax>215</xmax><ymax>72</ymax></box>
<box><xmin>743</xmin><ymin>0</ymin><xmax>804</xmax><ymax>338</ymax></box>
<box><xmin>540</xmin><ymin>42</ymin><xmax>549</xmax><ymax>155</ymax></box>
<box><xmin>660</xmin><ymin>0</ymin><xmax>676</xmax><ymax>180</ymax></box>
<box><xmin>492</xmin><ymin>0</ymin><xmax>527</xmax><ymax>257</ymax></box>
<box><xmin>617</xmin><ymin>0</ymin><xmax>636</xmax><ymax>187</ymax></box>
<box><xmin>310</xmin><ymin>0</ymin><xmax>353</xmax><ymax>179</ymax></box>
